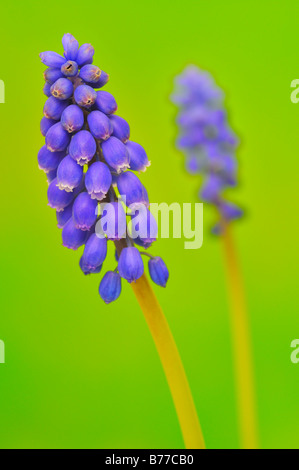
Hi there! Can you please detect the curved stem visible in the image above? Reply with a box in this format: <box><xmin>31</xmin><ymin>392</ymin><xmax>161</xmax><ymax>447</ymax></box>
<box><xmin>221</xmin><ymin>223</ymin><xmax>258</xmax><ymax>449</ymax></box>
<box><xmin>131</xmin><ymin>273</ymin><xmax>205</xmax><ymax>449</ymax></box>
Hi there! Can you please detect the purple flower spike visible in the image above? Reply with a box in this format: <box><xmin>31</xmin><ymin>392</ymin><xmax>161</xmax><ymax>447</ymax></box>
<box><xmin>82</xmin><ymin>233</ymin><xmax>107</xmax><ymax>270</ymax></box>
<box><xmin>45</xmin><ymin>122</ymin><xmax>71</xmax><ymax>152</ymax></box>
<box><xmin>87</xmin><ymin>111</ymin><xmax>113</xmax><ymax>141</ymax></box>
<box><xmin>85</xmin><ymin>162</ymin><xmax>112</xmax><ymax>201</ymax></box>
<box><xmin>72</xmin><ymin>192</ymin><xmax>98</xmax><ymax>231</ymax></box>
<box><xmin>118</xmin><ymin>247</ymin><xmax>144</xmax><ymax>283</ymax></box>
<box><xmin>95</xmin><ymin>91</ymin><xmax>117</xmax><ymax>114</ymax></box>
<box><xmin>126</xmin><ymin>141</ymin><xmax>150</xmax><ymax>172</ymax></box>
<box><xmin>62</xmin><ymin>217</ymin><xmax>89</xmax><ymax>250</ymax></box>
<box><xmin>101</xmin><ymin>137</ymin><xmax>130</xmax><ymax>174</ymax></box>
<box><xmin>99</xmin><ymin>271</ymin><xmax>121</xmax><ymax>303</ymax></box>
<box><xmin>148</xmin><ymin>257</ymin><xmax>169</xmax><ymax>288</ymax></box>
<box><xmin>69</xmin><ymin>130</ymin><xmax>96</xmax><ymax>166</ymax></box>
<box><xmin>110</xmin><ymin>115</ymin><xmax>130</xmax><ymax>143</ymax></box>
<box><xmin>117</xmin><ymin>171</ymin><xmax>149</xmax><ymax>208</ymax></box>
<box><xmin>172</xmin><ymin>65</ymin><xmax>242</xmax><ymax>230</ymax></box>
<box><xmin>56</xmin><ymin>155</ymin><xmax>83</xmax><ymax>192</ymax></box>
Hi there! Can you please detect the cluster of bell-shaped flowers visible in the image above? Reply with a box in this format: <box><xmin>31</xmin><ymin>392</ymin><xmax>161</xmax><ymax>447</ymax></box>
<box><xmin>38</xmin><ymin>34</ymin><xmax>169</xmax><ymax>303</ymax></box>
<box><xmin>171</xmin><ymin>65</ymin><xmax>243</xmax><ymax>232</ymax></box>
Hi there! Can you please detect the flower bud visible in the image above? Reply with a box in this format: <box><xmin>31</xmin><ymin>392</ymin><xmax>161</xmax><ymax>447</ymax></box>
<box><xmin>62</xmin><ymin>217</ymin><xmax>89</xmax><ymax>250</ymax></box>
<box><xmin>85</xmin><ymin>162</ymin><xmax>112</xmax><ymax>200</ymax></box>
<box><xmin>50</xmin><ymin>78</ymin><xmax>73</xmax><ymax>100</ymax></box>
<box><xmin>79</xmin><ymin>64</ymin><xmax>101</xmax><ymax>83</ymax></box>
<box><xmin>87</xmin><ymin>110</ymin><xmax>113</xmax><ymax>141</ymax></box>
<box><xmin>76</xmin><ymin>43</ymin><xmax>94</xmax><ymax>67</ymax></box>
<box><xmin>40</xmin><ymin>51</ymin><xmax>65</xmax><ymax>68</ymax></box>
<box><xmin>130</xmin><ymin>207</ymin><xmax>157</xmax><ymax>246</ymax></box>
<box><xmin>126</xmin><ymin>141</ymin><xmax>150</xmax><ymax>172</ymax></box>
<box><xmin>95</xmin><ymin>91</ymin><xmax>117</xmax><ymax>114</ymax></box>
<box><xmin>200</xmin><ymin>174</ymin><xmax>223</xmax><ymax>202</ymax></box>
<box><xmin>99</xmin><ymin>202</ymin><xmax>127</xmax><ymax>240</ymax></box>
<box><xmin>110</xmin><ymin>115</ymin><xmax>130</xmax><ymax>143</ymax></box>
<box><xmin>40</xmin><ymin>117</ymin><xmax>57</xmax><ymax>137</ymax></box>
<box><xmin>118</xmin><ymin>247</ymin><xmax>144</xmax><ymax>283</ymax></box>
<box><xmin>46</xmin><ymin>122</ymin><xmax>71</xmax><ymax>152</ymax></box>
<box><xmin>82</xmin><ymin>233</ymin><xmax>107</xmax><ymax>270</ymax></box>
<box><xmin>38</xmin><ymin>145</ymin><xmax>65</xmax><ymax>172</ymax></box>
<box><xmin>43</xmin><ymin>82</ymin><xmax>52</xmax><ymax>97</ymax></box>
<box><xmin>101</xmin><ymin>137</ymin><xmax>130</xmax><ymax>173</ymax></box>
<box><xmin>56</xmin><ymin>201</ymin><xmax>74</xmax><ymax>228</ymax></box>
<box><xmin>91</xmin><ymin>71</ymin><xmax>110</xmax><ymax>89</ymax></box>
<box><xmin>56</xmin><ymin>155</ymin><xmax>83</xmax><ymax>192</ymax></box>
<box><xmin>62</xmin><ymin>33</ymin><xmax>79</xmax><ymax>61</ymax></box>
<box><xmin>47</xmin><ymin>169</ymin><xmax>57</xmax><ymax>184</ymax></box>
<box><xmin>61</xmin><ymin>60</ymin><xmax>78</xmax><ymax>77</ymax></box>
<box><xmin>74</xmin><ymin>84</ymin><xmax>96</xmax><ymax>108</ymax></box>
<box><xmin>99</xmin><ymin>271</ymin><xmax>121</xmax><ymax>304</ymax></box>
<box><xmin>218</xmin><ymin>201</ymin><xmax>243</xmax><ymax>221</ymax></box>
<box><xmin>43</xmin><ymin>96</ymin><xmax>69</xmax><ymax>120</ymax></box>
<box><xmin>117</xmin><ymin>171</ymin><xmax>149</xmax><ymax>208</ymax></box>
<box><xmin>80</xmin><ymin>256</ymin><xmax>102</xmax><ymax>275</ymax></box>
<box><xmin>47</xmin><ymin>178</ymin><xmax>75</xmax><ymax>211</ymax></box>
<box><xmin>148</xmin><ymin>257</ymin><xmax>169</xmax><ymax>287</ymax></box>
<box><xmin>44</xmin><ymin>67</ymin><xmax>64</xmax><ymax>84</ymax></box>
<box><xmin>72</xmin><ymin>192</ymin><xmax>98</xmax><ymax>231</ymax></box>
<box><xmin>61</xmin><ymin>104</ymin><xmax>84</xmax><ymax>133</ymax></box>
<box><xmin>69</xmin><ymin>130</ymin><xmax>96</xmax><ymax>165</ymax></box>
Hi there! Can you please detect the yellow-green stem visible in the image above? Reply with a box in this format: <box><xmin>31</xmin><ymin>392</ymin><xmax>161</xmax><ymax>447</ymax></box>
<box><xmin>131</xmin><ymin>273</ymin><xmax>205</xmax><ymax>449</ymax></box>
<box><xmin>221</xmin><ymin>223</ymin><xmax>258</xmax><ymax>449</ymax></box>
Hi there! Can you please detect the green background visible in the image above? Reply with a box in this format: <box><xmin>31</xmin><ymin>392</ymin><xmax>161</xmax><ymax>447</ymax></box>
<box><xmin>0</xmin><ymin>0</ymin><xmax>298</xmax><ymax>449</ymax></box>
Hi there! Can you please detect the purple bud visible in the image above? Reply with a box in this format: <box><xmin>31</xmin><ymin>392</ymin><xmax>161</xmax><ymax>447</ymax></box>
<box><xmin>61</xmin><ymin>60</ymin><xmax>78</xmax><ymax>77</ymax></box>
<box><xmin>126</xmin><ymin>141</ymin><xmax>150</xmax><ymax>172</ymax></box>
<box><xmin>130</xmin><ymin>207</ymin><xmax>157</xmax><ymax>246</ymax></box>
<box><xmin>46</xmin><ymin>122</ymin><xmax>71</xmax><ymax>152</ymax></box>
<box><xmin>40</xmin><ymin>117</ymin><xmax>57</xmax><ymax>137</ymax></box>
<box><xmin>69</xmin><ymin>130</ymin><xmax>96</xmax><ymax>166</ymax></box>
<box><xmin>101</xmin><ymin>137</ymin><xmax>130</xmax><ymax>173</ymax></box>
<box><xmin>56</xmin><ymin>201</ymin><xmax>74</xmax><ymax>228</ymax></box>
<box><xmin>74</xmin><ymin>84</ymin><xmax>96</xmax><ymax>108</ymax></box>
<box><xmin>148</xmin><ymin>257</ymin><xmax>169</xmax><ymax>287</ymax></box>
<box><xmin>82</xmin><ymin>233</ymin><xmax>107</xmax><ymax>270</ymax></box>
<box><xmin>40</xmin><ymin>51</ymin><xmax>65</xmax><ymax>68</ymax></box>
<box><xmin>43</xmin><ymin>67</ymin><xmax>64</xmax><ymax>84</ymax></box>
<box><xmin>99</xmin><ymin>271</ymin><xmax>121</xmax><ymax>304</ymax></box>
<box><xmin>95</xmin><ymin>91</ymin><xmax>117</xmax><ymax>114</ymax></box>
<box><xmin>85</xmin><ymin>162</ymin><xmax>112</xmax><ymax>200</ymax></box>
<box><xmin>56</xmin><ymin>155</ymin><xmax>83</xmax><ymax>192</ymax></box>
<box><xmin>62</xmin><ymin>217</ymin><xmax>89</xmax><ymax>250</ymax></box>
<box><xmin>110</xmin><ymin>115</ymin><xmax>130</xmax><ymax>143</ymax></box>
<box><xmin>50</xmin><ymin>78</ymin><xmax>73</xmax><ymax>100</ymax></box>
<box><xmin>38</xmin><ymin>145</ymin><xmax>65</xmax><ymax>172</ymax></box>
<box><xmin>87</xmin><ymin>110</ymin><xmax>113</xmax><ymax>140</ymax></box>
<box><xmin>61</xmin><ymin>105</ymin><xmax>84</xmax><ymax>133</ymax></box>
<box><xmin>79</xmin><ymin>64</ymin><xmax>101</xmax><ymax>83</ymax></box>
<box><xmin>72</xmin><ymin>192</ymin><xmax>98</xmax><ymax>231</ymax></box>
<box><xmin>76</xmin><ymin>43</ymin><xmax>95</xmax><ymax>67</ymax></box>
<box><xmin>80</xmin><ymin>256</ymin><xmax>102</xmax><ymax>275</ymax></box>
<box><xmin>62</xmin><ymin>33</ymin><xmax>79</xmax><ymax>61</ymax></box>
<box><xmin>200</xmin><ymin>174</ymin><xmax>223</xmax><ymax>203</ymax></box>
<box><xmin>91</xmin><ymin>71</ymin><xmax>110</xmax><ymax>89</ymax></box>
<box><xmin>99</xmin><ymin>202</ymin><xmax>127</xmax><ymax>240</ymax></box>
<box><xmin>43</xmin><ymin>82</ymin><xmax>52</xmax><ymax>97</ymax></box>
<box><xmin>47</xmin><ymin>178</ymin><xmax>75</xmax><ymax>211</ymax></box>
<box><xmin>117</xmin><ymin>171</ymin><xmax>149</xmax><ymax>208</ymax></box>
<box><xmin>118</xmin><ymin>247</ymin><xmax>144</xmax><ymax>283</ymax></box>
<box><xmin>47</xmin><ymin>169</ymin><xmax>57</xmax><ymax>184</ymax></box>
<box><xmin>43</xmin><ymin>96</ymin><xmax>69</xmax><ymax>120</ymax></box>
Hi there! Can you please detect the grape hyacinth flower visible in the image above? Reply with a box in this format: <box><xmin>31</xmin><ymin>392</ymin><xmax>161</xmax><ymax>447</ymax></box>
<box><xmin>172</xmin><ymin>66</ymin><xmax>257</xmax><ymax>449</ymax></box>
<box><xmin>38</xmin><ymin>36</ymin><xmax>206</xmax><ymax>450</ymax></box>
<box><xmin>38</xmin><ymin>33</ymin><xmax>168</xmax><ymax>303</ymax></box>
<box><xmin>171</xmin><ymin>65</ymin><xmax>243</xmax><ymax>232</ymax></box>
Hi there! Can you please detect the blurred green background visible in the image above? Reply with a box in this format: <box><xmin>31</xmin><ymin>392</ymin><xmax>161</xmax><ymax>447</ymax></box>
<box><xmin>0</xmin><ymin>0</ymin><xmax>298</xmax><ymax>449</ymax></box>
